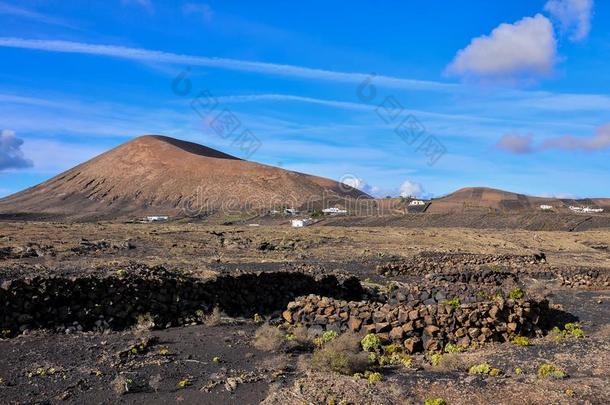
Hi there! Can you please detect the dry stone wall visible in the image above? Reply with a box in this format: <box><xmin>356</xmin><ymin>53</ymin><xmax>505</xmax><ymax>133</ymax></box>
<box><xmin>282</xmin><ymin>294</ymin><xmax>548</xmax><ymax>353</ymax></box>
<box><xmin>0</xmin><ymin>266</ymin><xmax>363</xmax><ymax>337</ymax></box>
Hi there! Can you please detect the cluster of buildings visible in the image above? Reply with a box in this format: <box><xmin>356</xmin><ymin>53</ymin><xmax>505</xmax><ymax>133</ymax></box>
<box><xmin>569</xmin><ymin>206</ymin><xmax>604</xmax><ymax>214</ymax></box>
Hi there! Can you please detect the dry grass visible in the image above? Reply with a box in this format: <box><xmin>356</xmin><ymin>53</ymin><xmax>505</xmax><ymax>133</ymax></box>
<box><xmin>310</xmin><ymin>332</ymin><xmax>370</xmax><ymax>375</ymax></box>
<box><xmin>253</xmin><ymin>324</ymin><xmax>285</xmax><ymax>352</ymax></box>
<box><xmin>204</xmin><ymin>307</ymin><xmax>222</xmax><ymax>326</ymax></box>
<box><xmin>437</xmin><ymin>353</ymin><xmax>469</xmax><ymax>372</ymax></box>
<box><xmin>111</xmin><ymin>375</ymin><xmax>133</xmax><ymax>395</ymax></box>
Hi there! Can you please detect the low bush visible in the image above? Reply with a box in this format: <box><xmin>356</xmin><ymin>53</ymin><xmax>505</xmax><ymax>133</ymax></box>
<box><xmin>360</xmin><ymin>334</ymin><xmax>381</xmax><ymax>352</ymax></box>
<box><xmin>253</xmin><ymin>324</ymin><xmax>285</xmax><ymax>352</ymax></box>
<box><xmin>538</xmin><ymin>363</ymin><xmax>567</xmax><ymax>379</ymax></box>
<box><xmin>311</xmin><ymin>332</ymin><xmax>371</xmax><ymax>375</ymax></box>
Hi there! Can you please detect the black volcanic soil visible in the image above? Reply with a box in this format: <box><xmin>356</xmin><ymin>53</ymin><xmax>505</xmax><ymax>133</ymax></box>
<box><xmin>0</xmin><ymin>222</ymin><xmax>609</xmax><ymax>404</ymax></box>
<box><xmin>0</xmin><ymin>288</ymin><xmax>607</xmax><ymax>404</ymax></box>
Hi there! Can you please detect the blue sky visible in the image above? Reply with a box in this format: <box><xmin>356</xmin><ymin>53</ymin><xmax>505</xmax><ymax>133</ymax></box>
<box><xmin>0</xmin><ymin>0</ymin><xmax>609</xmax><ymax>198</ymax></box>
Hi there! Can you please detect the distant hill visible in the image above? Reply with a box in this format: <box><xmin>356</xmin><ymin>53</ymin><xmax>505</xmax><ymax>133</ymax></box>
<box><xmin>426</xmin><ymin>187</ymin><xmax>610</xmax><ymax>213</ymax></box>
<box><xmin>0</xmin><ymin>135</ymin><xmax>370</xmax><ymax>220</ymax></box>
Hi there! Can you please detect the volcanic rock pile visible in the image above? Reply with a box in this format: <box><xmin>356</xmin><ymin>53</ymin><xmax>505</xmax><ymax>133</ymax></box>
<box><xmin>557</xmin><ymin>267</ymin><xmax>610</xmax><ymax>289</ymax></box>
<box><xmin>376</xmin><ymin>252</ymin><xmax>547</xmax><ymax>277</ymax></box>
<box><xmin>282</xmin><ymin>294</ymin><xmax>548</xmax><ymax>353</ymax></box>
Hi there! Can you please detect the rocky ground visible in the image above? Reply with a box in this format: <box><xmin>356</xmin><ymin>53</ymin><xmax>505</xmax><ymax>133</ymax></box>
<box><xmin>0</xmin><ymin>221</ymin><xmax>609</xmax><ymax>404</ymax></box>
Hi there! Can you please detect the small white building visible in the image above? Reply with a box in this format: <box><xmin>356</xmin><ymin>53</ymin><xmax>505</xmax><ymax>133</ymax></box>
<box><xmin>569</xmin><ymin>206</ymin><xmax>604</xmax><ymax>214</ymax></box>
<box><xmin>409</xmin><ymin>200</ymin><xmax>426</xmax><ymax>206</ymax></box>
<box><xmin>284</xmin><ymin>208</ymin><xmax>300</xmax><ymax>215</ymax></box>
<box><xmin>146</xmin><ymin>215</ymin><xmax>169</xmax><ymax>222</ymax></box>
<box><xmin>291</xmin><ymin>218</ymin><xmax>313</xmax><ymax>227</ymax></box>
<box><xmin>540</xmin><ymin>204</ymin><xmax>553</xmax><ymax>211</ymax></box>
<box><xmin>322</xmin><ymin>207</ymin><xmax>348</xmax><ymax>215</ymax></box>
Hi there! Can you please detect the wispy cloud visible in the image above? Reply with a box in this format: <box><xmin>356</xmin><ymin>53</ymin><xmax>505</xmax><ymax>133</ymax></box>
<box><xmin>183</xmin><ymin>3</ymin><xmax>213</xmax><ymax>22</ymax></box>
<box><xmin>0</xmin><ymin>37</ymin><xmax>457</xmax><ymax>92</ymax></box>
<box><xmin>495</xmin><ymin>133</ymin><xmax>535</xmax><ymax>154</ymax></box>
<box><xmin>497</xmin><ymin>123</ymin><xmax>610</xmax><ymax>154</ymax></box>
<box><xmin>0</xmin><ymin>1</ymin><xmax>75</xmax><ymax>28</ymax></box>
<box><xmin>544</xmin><ymin>0</ymin><xmax>594</xmax><ymax>42</ymax></box>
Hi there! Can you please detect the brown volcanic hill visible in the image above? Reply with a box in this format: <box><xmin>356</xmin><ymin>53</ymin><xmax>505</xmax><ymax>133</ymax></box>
<box><xmin>0</xmin><ymin>135</ymin><xmax>370</xmax><ymax>220</ymax></box>
<box><xmin>427</xmin><ymin>187</ymin><xmax>607</xmax><ymax>213</ymax></box>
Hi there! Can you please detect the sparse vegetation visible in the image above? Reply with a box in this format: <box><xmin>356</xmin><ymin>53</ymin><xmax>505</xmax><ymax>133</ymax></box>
<box><xmin>441</xmin><ymin>297</ymin><xmax>460</xmax><ymax>308</ymax></box>
<box><xmin>111</xmin><ymin>375</ymin><xmax>134</xmax><ymax>395</ymax></box>
<box><xmin>429</xmin><ymin>353</ymin><xmax>443</xmax><ymax>367</ymax></box>
<box><xmin>551</xmin><ymin>323</ymin><xmax>585</xmax><ymax>340</ymax></box>
<box><xmin>360</xmin><ymin>334</ymin><xmax>382</xmax><ymax>352</ymax></box>
<box><xmin>511</xmin><ymin>336</ymin><xmax>531</xmax><ymax>346</ymax></box>
<box><xmin>469</xmin><ymin>362</ymin><xmax>501</xmax><ymax>376</ymax></box>
<box><xmin>134</xmin><ymin>313</ymin><xmax>155</xmax><ymax>333</ymax></box>
<box><xmin>538</xmin><ymin>363</ymin><xmax>567</xmax><ymax>379</ymax></box>
<box><xmin>177</xmin><ymin>378</ymin><xmax>191</xmax><ymax>388</ymax></box>
<box><xmin>424</xmin><ymin>399</ymin><xmax>448</xmax><ymax>405</ymax></box>
<box><xmin>311</xmin><ymin>332</ymin><xmax>371</xmax><ymax>375</ymax></box>
<box><xmin>253</xmin><ymin>324</ymin><xmax>285</xmax><ymax>352</ymax></box>
<box><xmin>508</xmin><ymin>288</ymin><xmax>525</xmax><ymax>299</ymax></box>
<box><xmin>366</xmin><ymin>371</ymin><xmax>382</xmax><ymax>383</ymax></box>
<box><xmin>204</xmin><ymin>307</ymin><xmax>222</xmax><ymax>326</ymax></box>
<box><xmin>322</xmin><ymin>330</ymin><xmax>338</xmax><ymax>343</ymax></box>
<box><xmin>444</xmin><ymin>343</ymin><xmax>463</xmax><ymax>353</ymax></box>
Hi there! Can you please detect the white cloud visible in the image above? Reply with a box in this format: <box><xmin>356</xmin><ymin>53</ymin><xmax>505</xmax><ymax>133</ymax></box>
<box><xmin>497</xmin><ymin>123</ymin><xmax>610</xmax><ymax>154</ymax></box>
<box><xmin>0</xmin><ymin>37</ymin><xmax>456</xmax><ymax>92</ymax></box>
<box><xmin>544</xmin><ymin>0</ymin><xmax>593</xmax><ymax>42</ymax></box>
<box><xmin>399</xmin><ymin>180</ymin><xmax>425</xmax><ymax>198</ymax></box>
<box><xmin>0</xmin><ymin>129</ymin><xmax>33</xmax><ymax>171</ymax></box>
<box><xmin>446</xmin><ymin>14</ymin><xmax>557</xmax><ymax>82</ymax></box>
<box><xmin>496</xmin><ymin>133</ymin><xmax>535</xmax><ymax>154</ymax></box>
<box><xmin>183</xmin><ymin>3</ymin><xmax>213</xmax><ymax>22</ymax></box>
<box><xmin>340</xmin><ymin>175</ymin><xmax>380</xmax><ymax>196</ymax></box>
<box><xmin>542</xmin><ymin>123</ymin><xmax>610</xmax><ymax>151</ymax></box>
<box><xmin>0</xmin><ymin>1</ymin><xmax>74</xmax><ymax>28</ymax></box>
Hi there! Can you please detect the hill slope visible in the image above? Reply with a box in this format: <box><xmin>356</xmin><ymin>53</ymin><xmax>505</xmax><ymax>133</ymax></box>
<box><xmin>427</xmin><ymin>187</ymin><xmax>609</xmax><ymax>213</ymax></box>
<box><xmin>0</xmin><ymin>135</ymin><xmax>369</xmax><ymax>220</ymax></box>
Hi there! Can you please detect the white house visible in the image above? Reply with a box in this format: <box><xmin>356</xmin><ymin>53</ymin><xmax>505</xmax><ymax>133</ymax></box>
<box><xmin>291</xmin><ymin>218</ymin><xmax>313</xmax><ymax>227</ymax></box>
<box><xmin>569</xmin><ymin>206</ymin><xmax>604</xmax><ymax>213</ymax></box>
<box><xmin>284</xmin><ymin>208</ymin><xmax>300</xmax><ymax>215</ymax></box>
<box><xmin>322</xmin><ymin>207</ymin><xmax>348</xmax><ymax>215</ymax></box>
<box><xmin>540</xmin><ymin>205</ymin><xmax>553</xmax><ymax>211</ymax></box>
<box><xmin>408</xmin><ymin>200</ymin><xmax>426</xmax><ymax>206</ymax></box>
<box><xmin>145</xmin><ymin>215</ymin><xmax>169</xmax><ymax>222</ymax></box>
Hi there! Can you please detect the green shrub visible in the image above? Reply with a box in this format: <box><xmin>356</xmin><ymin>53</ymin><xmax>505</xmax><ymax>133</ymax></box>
<box><xmin>511</xmin><ymin>336</ymin><xmax>531</xmax><ymax>346</ymax></box>
<box><xmin>311</xmin><ymin>332</ymin><xmax>371</xmax><ymax>375</ymax></box>
<box><xmin>424</xmin><ymin>399</ymin><xmax>448</xmax><ymax>405</ymax></box>
<box><xmin>430</xmin><ymin>353</ymin><xmax>443</xmax><ymax>367</ymax></box>
<box><xmin>441</xmin><ymin>298</ymin><xmax>460</xmax><ymax>308</ymax></box>
<box><xmin>509</xmin><ymin>288</ymin><xmax>525</xmax><ymax>299</ymax></box>
<box><xmin>564</xmin><ymin>323</ymin><xmax>585</xmax><ymax>338</ymax></box>
<box><xmin>177</xmin><ymin>378</ymin><xmax>191</xmax><ymax>388</ymax></box>
<box><xmin>444</xmin><ymin>343</ymin><xmax>463</xmax><ymax>353</ymax></box>
<box><xmin>322</xmin><ymin>330</ymin><xmax>338</xmax><ymax>343</ymax></box>
<box><xmin>361</xmin><ymin>334</ymin><xmax>382</xmax><ymax>352</ymax></box>
<box><xmin>367</xmin><ymin>371</ymin><xmax>382</xmax><ymax>383</ymax></box>
<box><xmin>469</xmin><ymin>362</ymin><xmax>501</xmax><ymax>376</ymax></box>
<box><xmin>538</xmin><ymin>363</ymin><xmax>567</xmax><ymax>379</ymax></box>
